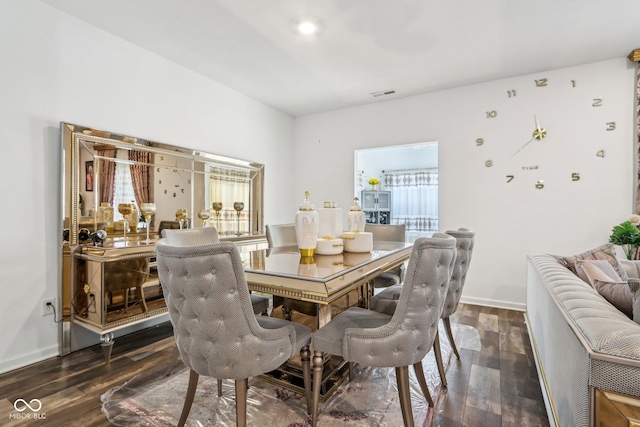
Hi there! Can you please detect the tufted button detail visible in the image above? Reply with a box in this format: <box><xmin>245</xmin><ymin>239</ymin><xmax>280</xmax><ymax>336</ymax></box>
<box><xmin>236</xmin><ymin>337</ymin><xmax>242</xmax><ymax>342</ymax></box>
<box><xmin>229</xmin><ymin>288</ymin><xmax>236</xmax><ymax>294</ymax></box>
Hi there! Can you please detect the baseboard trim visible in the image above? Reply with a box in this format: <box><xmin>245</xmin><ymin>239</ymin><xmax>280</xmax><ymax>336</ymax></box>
<box><xmin>459</xmin><ymin>296</ymin><xmax>526</xmax><ymax>312</ymax></box>
<box><xmin>0</xmin><ymin>345</ymin><xmax>59</xmax><ymax>375</ymax></box>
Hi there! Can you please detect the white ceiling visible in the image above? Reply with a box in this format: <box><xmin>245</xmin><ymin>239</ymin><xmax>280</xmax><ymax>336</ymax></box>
<box><xmin>41</xmin><ymin>0</ymin><xmax>640</xmax><ymax>117</ymax></box>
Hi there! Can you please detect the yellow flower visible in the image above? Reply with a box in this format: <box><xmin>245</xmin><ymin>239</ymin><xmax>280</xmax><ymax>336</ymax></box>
<box><xmin>628</xmin><ymin>214</ymin><xmax>640</xmax><ymax>226</ymax></box>
<box><xmin>368</xmin><ymin>178</ymin><xmax>380</xmax><ymax>185</ymax></box>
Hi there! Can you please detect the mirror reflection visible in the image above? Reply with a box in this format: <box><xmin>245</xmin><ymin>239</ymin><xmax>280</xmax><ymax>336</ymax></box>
<box><xmin>63</xmin><ymin>123</ymin><xmax>264</xmax><ymax>245</ymax></box>
<box><xmin>60</xmin><ymin>122</ymin><xmax>265</xmax><ymax>354</ymax></box>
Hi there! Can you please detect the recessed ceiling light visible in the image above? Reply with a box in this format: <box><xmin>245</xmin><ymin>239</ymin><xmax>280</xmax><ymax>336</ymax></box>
<box><xmin>298</xmin><ymin>21</ymin><xmax>318</xmax><ymax>35</ymax></box>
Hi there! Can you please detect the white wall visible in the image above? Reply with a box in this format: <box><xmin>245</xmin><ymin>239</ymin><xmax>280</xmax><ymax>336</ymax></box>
<box><xmin>294</xmin><ymin>58</ymin><xmax>636</xmax><ymax>310</ymax></box>
<box><xmin>0</xmin><ymin>1</ymin><xmax>294</xmax><ymax>373</ymax></box>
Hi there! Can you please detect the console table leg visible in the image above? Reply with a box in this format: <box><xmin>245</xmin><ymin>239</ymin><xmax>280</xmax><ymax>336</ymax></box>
<box><xmin>100</xmin><ymin>332</ymin><xmax>115</xmax><ymax>365</ymax></box>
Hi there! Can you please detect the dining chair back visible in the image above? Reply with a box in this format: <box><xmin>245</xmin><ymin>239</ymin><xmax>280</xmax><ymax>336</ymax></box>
<box><xmin>156</xmin><ymin>238</ymin><xmax>312</xmax><ymax>427</ymax></box>
<box><xmin>365</xmin><ymin>223</ymin><xmax>406</xmax><ymax>288</ymax></box>
<box><xmin>310</xmin><ymin>234</ymin><xmax>456</xmax><ymax>427</ymax></box>
<box><xmin>265</xmin><ymin>223</ymin><xmax>297</xmax><ymax>248</ymax></box>
<box><xmin>368</xmin><ymin>227</ymin><xmax>475</xmax><ymax>388</ymax></box>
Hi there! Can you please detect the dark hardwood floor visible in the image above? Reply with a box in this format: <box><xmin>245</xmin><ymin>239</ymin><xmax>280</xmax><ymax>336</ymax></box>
<box><xmin>0</xmin><ymin>304</ymin><xmax>549</xmax><ymax>426</ymax></box>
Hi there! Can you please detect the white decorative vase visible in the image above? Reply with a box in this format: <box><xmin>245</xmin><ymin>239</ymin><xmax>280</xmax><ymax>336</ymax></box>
<box><xmin>318</xmin><ymin>201</ymin><xmax>343</xmax><ymax>239</ymax></box>
<box><xmin>295</xmin><ymin>191</ymin><xmax>319</xmax><ymax>257</ymax></box>
<box><xmin>347</xmin><ymin>197</ymin><xmax>365</xmax><ymax>233</ymax></box>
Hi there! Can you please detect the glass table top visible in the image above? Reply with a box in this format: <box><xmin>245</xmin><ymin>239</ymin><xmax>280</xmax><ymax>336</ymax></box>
<box><xmin>242</xmin><ymin>241</ymin><xmax>412</xmax><ymax>283</ymax></box>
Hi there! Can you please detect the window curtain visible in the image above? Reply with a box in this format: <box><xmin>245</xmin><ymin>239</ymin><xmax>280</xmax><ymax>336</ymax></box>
<box><xmin>209</xmin><ymin>167</ymin><xmax>250</xmax><ymax>235</ymax></box>
<box><xmin>96</xmin><ymin>149</ymin><xmax>117</xmax><ymax>205</ymax></box>
<box><xmin>128</xmin><ymin>150</ymin><xmax>150</xmax><ymax>205</ymax></box>
<box><xmin>384</xmin><ymin>169</ymin><xmax>438</xmax><ymax>235</ymax></box>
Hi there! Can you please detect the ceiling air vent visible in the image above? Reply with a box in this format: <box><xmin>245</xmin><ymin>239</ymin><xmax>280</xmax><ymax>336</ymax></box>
<box><xmin>370</xmin><ymin>90</ymin><xmax>396</xmax><ymax>98</ymax></box>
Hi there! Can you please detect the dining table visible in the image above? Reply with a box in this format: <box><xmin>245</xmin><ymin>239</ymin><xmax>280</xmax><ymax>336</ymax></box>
<box><xmin>239</xmin><ymin>240</ymin><xmax>413</xmax><ymax>400</ymax></box>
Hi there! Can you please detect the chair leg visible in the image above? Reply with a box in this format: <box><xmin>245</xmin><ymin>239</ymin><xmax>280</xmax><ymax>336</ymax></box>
<box><xmin>395</xmin><ymin>366</ymin><xmax>415</xmax><ymax>427</ymax></box>
<box><xmin>282</xmin><ymin>301</ymin><xmax>293</xmax><ymax>321</ymax></box>
<box><xmin>348</xmin><ymin>362</ymin><xmax>354</xmax><ymax>382</ymax></box>
<box><xmin>433</xmin><ymin>330</ymin><xmax>448</xmax><ymax>387</ymax></box>
<box><xmin>412</xmin><ymin>362</ymin><xmax>434</xmax><ymax>407</ymax></box>
<box><xmin>300</xmin><ymin>345</ymin><xmax>311</xmax><ymax>414</ymax></box>
<box><xmin>235</xmin><ymin>379</ymin><xmax>248</xmax><ymax>427</ymax></box>
<box><xmin>311</xmin><ymin>350</ymin><xmax>324</xmax><ymax>427</ymax></box>
<box><xmin>178</xmin><ymin>369</ymin><xmax>199</xmax><ymax>427</ymax></box>
<box><xmin>217</xmin><ymin>379</ymin><xmax>222</xmax><ymax>397</ymax></box>
<box><xmin>137</xmin><ymin>285</ymin><xmax>149</xmax><ymax>312</ymax></box>
<box><xmin>443</xmin><ymin>317</ymin><xmax>460</xmax><ymax>359</ymax></box>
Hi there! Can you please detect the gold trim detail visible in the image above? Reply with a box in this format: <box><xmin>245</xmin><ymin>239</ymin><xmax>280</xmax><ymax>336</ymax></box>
<box><xmin>299</xmin><ymin>248</ymin><xmax>315</xmax><ymax>257</ymax></box>
<box><xmin>628</xmin><ymin>49</ymin><xmax>640</xmax><ymax>62</ymax></box>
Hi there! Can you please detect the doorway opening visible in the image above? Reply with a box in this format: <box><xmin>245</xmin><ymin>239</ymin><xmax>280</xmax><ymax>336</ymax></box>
<box><xmin>354</xmin><ymin>142</ymin><xmax>438</xmax><ymax>242</ymax></box>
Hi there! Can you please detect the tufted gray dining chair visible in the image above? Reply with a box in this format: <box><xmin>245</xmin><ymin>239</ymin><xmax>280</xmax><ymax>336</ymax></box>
<box><xmin>156</xmin><ymin>239</ymin><xmax>313</xmax><ymax>427</ymax></box>
<box><xmin>369</xmin><ymin>228</ymin><xmax>475</xmax><ymax>388</ymax></box>
<box><xmin>309</xmin><ymin>234</ymin><xmax>456</xmax><ymax>427</ymax></box>
<box><xmin>365</xmin><ymin>224</ymin><xmax>406</xmax><ymax>289</ymax></box>
<box><xmin>162</xmin><ymin>228</ymin><xmax>269</xmax><ymax>315</ymax></box>
<box><xmin>265</xmin><ymin>223</ymin><xmax>318</xmax><ymax>320</ymax></box>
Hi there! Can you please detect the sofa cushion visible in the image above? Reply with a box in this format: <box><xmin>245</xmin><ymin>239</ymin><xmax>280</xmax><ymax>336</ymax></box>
<box><xmin>593</xmin><ymin>279</ymin><xmax>633</xmax><ymax>318</ymax></box>
<box><xmin>575</xmin><ymin>259</ymin><xmax>624</xmax><ymax>288</ymax></box>
<box><xmin>628</xmin><ymin>278</ymin><xmax>640</xmax><ymax>324</ymax></box>
<box><xmin>561</xmin><ymin>243</ymin><xmax>628</xmax><ymax>280</ymax></box>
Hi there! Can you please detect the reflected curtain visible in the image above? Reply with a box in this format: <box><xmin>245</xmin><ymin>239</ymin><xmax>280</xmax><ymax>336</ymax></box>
<box><xmin>210</xmin><ymin>167</ymin><xmax>250</xmax><ymax>235</ymax></box>
<box><xmin>97</xmin><ymin>149</ymin><xmax>117</xmax><ymax>205</ymax></box>
<box><xmin>129</xmin><ymin>150</ymin><xmax>150</xmax><ymax>205</ymax></box>
<box><xmin>384</xmin><ymin>169</ymin><xmax>438</xmax><ymax>234</ymax></box>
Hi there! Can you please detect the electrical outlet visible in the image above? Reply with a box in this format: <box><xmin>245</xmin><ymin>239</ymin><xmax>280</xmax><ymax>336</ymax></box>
<box><xmin>42</xmin><ymin>298</ymin><xmax>55</xmax><ymax>316</ymax></box>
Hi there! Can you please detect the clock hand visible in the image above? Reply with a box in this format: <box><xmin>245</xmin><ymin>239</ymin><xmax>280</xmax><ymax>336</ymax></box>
<box><xmin>512</xmin><ymin>115</ymin><xmax>548</xmax><ymax>158</ymax></box>
<box><xmin>511</xmin><ymin>135</ymin><xmax>537</xmax><ymax>158</ymax></box>
<box><xmin>533</xmin><ymin>114</ymin><xmax>547</xmax><ymax>140</ymax></box>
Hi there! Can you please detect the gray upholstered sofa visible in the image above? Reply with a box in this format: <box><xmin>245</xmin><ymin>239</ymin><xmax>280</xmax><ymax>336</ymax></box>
<box><xmin>526</xmin><ymin>253</ymin><xmax>640</xmax><ymax>427</ymax></box>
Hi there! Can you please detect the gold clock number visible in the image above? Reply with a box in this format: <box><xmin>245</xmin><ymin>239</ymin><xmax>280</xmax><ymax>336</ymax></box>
<box><xmin>535</xmin><ymin>180</ymin><xmax>544</xmax><ymax>189</ymax></box>
<box><xmin>535</xmin><ymin>78</ymin><xmax>548</xmax><ymax>87</ymax></box>
<box><xmin>486</xmin><ymin>110</ymin><xmax>497</xmax><ymax>118</ymax></box>
<box><xmin>476</xmin><ymin>138</ymin><xmax>484</xmax><ymax>146</ymax></box>
<box><xmin>485</xmin><ymin>160</ymin><xmax>493</xmax><ymax>167</ymax></box>
<box><xmin>597</xmin><ymin>150</ymin><xmax>605</xmax><ymax>158</ymax></box>
<box><xmin>572</xmin><ymin>173</ymin><xmax>580</xmax><ymax>181</ymax></box>
<box><xmin>506</xmin><ymin>175</ymin><xmax>514</xmax><ymax>183</ymax></box>
<box><xmin>606</xmin><ymin>122</ymin><xmax>616</xmax><ymax>131</ymax></box>
<box><xmin>592</xmin><ymin>98</ymin><xmax>603</xmax><ymax>107</ymax></box>
<box><xmin>507</xmin><ymin>90</ymin><xmax>516</xmax><ymax>98</ymax></box>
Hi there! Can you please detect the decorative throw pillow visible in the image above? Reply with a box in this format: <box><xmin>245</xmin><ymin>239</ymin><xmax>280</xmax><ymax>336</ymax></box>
<box><xmin>628</xmin><ymin>278</ymin><xmax>640</xmax><ymax>324</ymax></box>
<box><xmin>562</xmin><ymin>243</ymin><xmax>628</xmax><ymax>280</ymax></box>
<box><xmin>593</xmin><ymin>279</ymin><xmax>633</xmax><ymax>318</ymax></box>
<box><xmin>575</xmin><ymin>259</ymin><xmax>624</xmax><ymax>288</ymax></box>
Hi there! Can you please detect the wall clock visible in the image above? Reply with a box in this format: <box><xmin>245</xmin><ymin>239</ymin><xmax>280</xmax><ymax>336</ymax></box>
<box><xmin>477</xmin><ymin>76</ymin><xmax>616</xmax><ymax>190</ymax></box>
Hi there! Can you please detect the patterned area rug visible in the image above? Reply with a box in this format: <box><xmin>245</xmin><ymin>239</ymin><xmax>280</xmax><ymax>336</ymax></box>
<box><xmin>102</xmin><ymin>324</ymin><xmax>479</xmax><ymax>427</ymax></box>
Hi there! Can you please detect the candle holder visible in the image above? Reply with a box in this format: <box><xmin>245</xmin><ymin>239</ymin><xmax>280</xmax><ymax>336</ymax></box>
<box><xmin>117</xmin><ymin>203</ymin><xmax>133</xmax><ymax>241</ymax></box>
<box><xmin>233</xmin><ymin>202</ymin><xmax>244</xmax><ymax>236</ymax></box>
<box><xmin>175</xmin><ymin>208</ymin><xmax>188</xmax><ymax>229</ymax></box>
<box><xmin>212</xmin><ymin>202</ymin><xmax>223</xmax><ymax>232</ymax></box>
<box><xmin>198</xmin><ymin>208</ymin><xmax>211</xmax><ymax>228</ymax></box>
<box><xmin>140</xmin><ymin>202</ymin><xmax>157</xmax><ymax>244</ymax></box>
